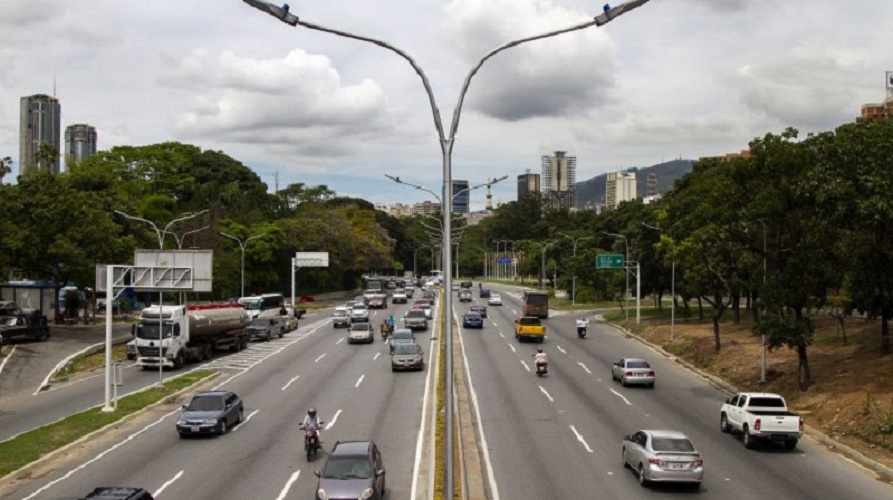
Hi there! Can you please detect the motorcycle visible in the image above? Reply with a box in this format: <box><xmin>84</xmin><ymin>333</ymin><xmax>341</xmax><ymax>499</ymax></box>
<box><xmin>577</xmin><ymin>326</ymin><xmax>587</xmax><ymax>338</ymax></box>
<box><xmin>300</xmin><ymin>421</ymin><xmax>325</xmax><ymax>461</ymax></box>
<box><xmin>381</xmin><ymin>322</ymin><xmax>393</xmax><ymax>340</ymax></box>
<box><xmin>535</xmin><ymin>361</ymin><xmax>548</xmax><ymax>376</ymax></box>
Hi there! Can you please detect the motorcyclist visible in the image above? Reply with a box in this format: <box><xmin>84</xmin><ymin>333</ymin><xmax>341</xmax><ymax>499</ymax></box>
<box><xmin>533</xmin><ymin>347</ymin><xmax>549</xmax><ymax>370</ymax></box>
<box><xmin>301</xmin><ymin>407</ymin><xmax>321</xmax><ymax>440</ymax></box>
<box><xmin>386</xmin><ymin>315</ymin><xmax>395</xmax><ymax>328</ymax></box>
<box><xmin>576</xmin><ymin>317</ymin><xmax>589</xmax><ymax>334</ymax></box>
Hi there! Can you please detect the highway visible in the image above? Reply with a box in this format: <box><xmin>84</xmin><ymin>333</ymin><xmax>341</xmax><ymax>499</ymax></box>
<box><xmin>2</xmin><ymin>296</ymin><xmax>435</xmax><ymax>500</ymax></box>
<box><xmin>457</xmin><ymin>285</ymin><xmax>892</xmax><ymax>499</ymax></box>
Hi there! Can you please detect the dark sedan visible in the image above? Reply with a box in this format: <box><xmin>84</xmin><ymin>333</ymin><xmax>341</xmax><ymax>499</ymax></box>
<box><xmin>176</xmin><ymin>391</ymin><xmax>243</xmax><ymax>437</ymax></box>
<box><xmin>479</xmin><ymin>288</ymin><xmax>491</xmax><ymax>298</ymax></box>
<box><xmin>315</xmin><ymin>441</ymin><xmax>386</xmax><ymax>500</ymax></box>
<box><xmin>462</xmin><ymin>312</ymin><xmax>484</xmax><ymax>328</ymax></box>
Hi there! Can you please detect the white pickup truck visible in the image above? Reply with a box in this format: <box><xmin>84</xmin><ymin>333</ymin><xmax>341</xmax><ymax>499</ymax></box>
<box><xmin>720</xmin><ymin>392</ymin><xmax>802</xmax><ymax>450</ymax></box>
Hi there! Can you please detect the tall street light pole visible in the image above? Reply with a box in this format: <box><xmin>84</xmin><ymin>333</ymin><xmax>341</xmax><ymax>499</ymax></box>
<box><xmin>757</xmin><ymin>219</ymin><xmax>768</xmax><ymax>384</ymax></box>
<box><xmin>642</xmin><ymin>222</ymin><xmax>675</xmax><ymax>340</ymax></box>
<box><xmin>220</xmin><ymin>231</ymin><xmax>268</xmax><ymax>297</ymax></box>
<box><xmin>604</xmin><ymin>231</ymin><xmax>631</xmax><ymax>322</ymax></box>
<box><xmin>114</xmin><ymin>209</ymin><xmax>208</xmax><ymax>387</ymax></box>
<box><xmin>558</xmin><ymin>232</ymin><xmax>593</xmax><ymax>306</ymax></box>
<box><xmin>242</xmin><ymin>1</ymin><xmax>652</xmax><ymax>495</ymax></box>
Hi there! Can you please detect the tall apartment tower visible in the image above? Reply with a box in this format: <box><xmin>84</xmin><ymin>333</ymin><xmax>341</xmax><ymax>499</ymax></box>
<box><xmin>605</xmin><ymin>171</ymin><xmax>637</xmax><ymax>211</ymax></box>
<box><xmin>20</xmin><ymin>94</ymin><xmax>62</xmax><ymax>174</ymax></box>
<box><xmin>452</xmin><ymin>179</ymin><xmax>470</xmax><ymax>213</ymax></box>
<box><xmin>541</xmin><ymin>151</ymin><xmax>576</xmax><ymax>210</ymax></box>
<box><xmin>517</xmin><ymin>170</ymin><xmax>541</xmax><ymax>200</ymax></box>
<box><xmin>64</xmin><ymin>124</ymin><xmax>97</xmax><ymax>166</ymax></box>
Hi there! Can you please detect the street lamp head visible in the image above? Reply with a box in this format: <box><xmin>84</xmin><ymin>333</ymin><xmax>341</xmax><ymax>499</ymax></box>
<box><xmin>595</xmin><ymin>0</ymin><xmax>650</xmax><ymax>25</ymax></box>
<box><xmin>242</xmin><ymin>0</ymin><xmax>299</xmax><ymax>26</ymax></box>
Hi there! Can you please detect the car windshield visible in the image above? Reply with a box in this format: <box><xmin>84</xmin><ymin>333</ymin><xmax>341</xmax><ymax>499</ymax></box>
<box><xmin>135</xmin><ymin>323</ymin><xmax>174</xmax><ymax>339</ymax></box>
<box><xmin>651</xmin><ymin>437</ymin><xmax>695</xmax><ymax>453</ymax></box>
<box><xmin>393</xmin><ymin>344</ymin><xmax>420</xmax><ymax>355</ymax></box>
<box><xmin>393</xmin><ymin>331</ymin><xmax>414</xmax><ymax>340</ymax></box>
<box><xmin>627</xmin><ymin>361</ymin><xmax>651</xmax><ymax>369</ymax></box>
<box><xmin>465</xmin><ymin>313</ymin><xmax>481</xmax><ymax>319</ymax></box>
<box><xmin>322</xmin><ymin>457</ymin><xmax>373</xmax><ymax>479</ymax></box>
<box><xmin>334</xmin><ymin>310</ymin><xmax>348</xmax><ymax>317</ymax></box>
<box><xmin>187</xmin><ymin>395</ymin><xmax>224</xmax><ymax>412</ymax></box>
<box><xmin>407</xmin><ymin>310</ymin><xmax>425</xmax><ymax>318</ymax></box>
<box><xmin>351</xmin><ymin>323</ymin><xmax>370</xmax><ymax>331</ymax></box>
<box><xmin>353</xmin><ymin>305</ymin><xmax>366</xmax><ymax>311</ymax></box>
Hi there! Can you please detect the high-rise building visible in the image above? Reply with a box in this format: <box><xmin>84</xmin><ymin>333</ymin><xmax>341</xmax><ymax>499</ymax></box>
<box><xmin>541</xmin><ymin>151</ymin><xmax>576</xmax><ymax>210</ymax></box>
<box><xmin>517</xmin><ymin>171</ymin><xmax>540</xmax><ymax>200</ymax></box>
<box><xmin>605</xmin><ymin>171</ymin><xmax>637</xmax><ymax>211</ymax></box>
<box><xmin>452</xmin><ymin>180</ymin><xmax>470</xmax><ymax>213</ymax></box>
<box><xmin>858</xmin><ymin>71</ymin><xmax>893</xmax><ymax>122</ymax></box>
<box><xmin>413</xmin><ymin>201</ymin><xmax>442</xmax><ymax>215</ymax></box>
<box><xmin>64</xmin><ymin>124</ymin><xmax>97</xmax><ymax>166</ymax></box>
<box><xmin>19</xmin><ymin>94</ymin><xmax>62</xmax><ymax>174</ymax></box>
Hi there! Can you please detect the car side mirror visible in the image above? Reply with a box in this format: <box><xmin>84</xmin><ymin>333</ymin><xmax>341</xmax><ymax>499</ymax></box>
<box><xmin>313</xmin><ymin>470</ymin><xmax>320</xmax><ymax>477</ymax></box>
<box><xmin>182</xmin><ymin>404</ymin><xmax>188</xmax><ymax>410</ymax></box>
<box><xmin>725</xmin><ymin>398</ymin><xmax>731</xmax><ymax>404</ymax></box>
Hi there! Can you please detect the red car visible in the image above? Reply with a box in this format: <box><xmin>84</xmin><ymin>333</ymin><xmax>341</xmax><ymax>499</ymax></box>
<box><xmin>368</xmin><ymin>294</ymin><xmax>388</xmax><ymax>309</ymax></box>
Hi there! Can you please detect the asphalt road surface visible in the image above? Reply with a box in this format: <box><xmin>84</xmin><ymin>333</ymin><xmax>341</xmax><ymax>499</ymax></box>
<box><xmin>457</xmin><ymin>285</ymin><xmax>892</xmax><ymax>499</ymax></box>
<box><xmin>2</xmin><ymin>295</ymin><xmax>434</xmax><ymax>500</ymax></box>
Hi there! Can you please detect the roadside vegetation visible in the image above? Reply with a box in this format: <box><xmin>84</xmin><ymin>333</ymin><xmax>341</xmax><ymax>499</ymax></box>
<box><xmin>52</xmin><ymin>343</ymin><xmax>130</xmax><ymax>381</ymax></box>
<box><xmin>0</xmin><ymin>370</ymin><xmax>215</xmax><ymax>478</ymax></box>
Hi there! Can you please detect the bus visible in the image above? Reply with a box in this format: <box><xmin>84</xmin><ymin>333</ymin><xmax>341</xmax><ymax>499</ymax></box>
<box><xmin>238</xmin><ymin>293</ymin><xmax>284</xmax><ymax>319</ymax></box>
<box><xmin>522</xmin><ymin>291</ymin><xmax>549</xmax><ymax>318</ymax></box>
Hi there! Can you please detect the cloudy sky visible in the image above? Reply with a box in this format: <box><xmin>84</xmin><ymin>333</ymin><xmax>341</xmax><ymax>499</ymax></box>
<box><xmin>2</xmin><ymin>0</ymin><xmax>891</xmax><ymax>208</ymax></box>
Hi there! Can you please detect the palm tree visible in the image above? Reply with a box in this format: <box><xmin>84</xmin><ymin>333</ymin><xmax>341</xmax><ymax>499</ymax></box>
<box><xmin>36</xmin><ymin>142</ymin><xmax>59</xmax><ymax>171</ymax></box>
<box><xmin>0</xmin><ymin>156</ymin><xmax>12</xmax><ymax>182</ymax></box>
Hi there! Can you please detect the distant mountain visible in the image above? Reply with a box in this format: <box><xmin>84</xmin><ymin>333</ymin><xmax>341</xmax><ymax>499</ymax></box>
<box><xmin>575</xmin><ymin>159</ymin><xmax>694</xmax><ymax>209</ymax></box>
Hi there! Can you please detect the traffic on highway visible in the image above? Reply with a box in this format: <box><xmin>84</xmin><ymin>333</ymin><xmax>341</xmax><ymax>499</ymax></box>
<box><xmin>0</xmin><ymin>280</ymin><xmax>890</xmax><ymax>499</ymax></box>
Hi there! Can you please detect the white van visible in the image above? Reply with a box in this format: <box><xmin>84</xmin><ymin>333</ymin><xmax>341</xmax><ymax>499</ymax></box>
<box><xmin>332</xmin><ymin>306</ymin><xmax>351</xmax><ymax>328</ymax></box>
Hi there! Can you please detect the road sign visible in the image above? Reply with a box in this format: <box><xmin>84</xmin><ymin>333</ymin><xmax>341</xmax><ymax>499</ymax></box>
<box><xmin>295</xmin><ymin>252</ymin><xmax>329</xmax><ymax>267</ymax></box>
<box><xmin>497</xmin><ymin>257</ymin><xmax>512</xmax><ymax>264</ymax></box>
<box><xmin>596</xmin><ymin>254</ymin><xmax>624</xmax><ymax>269</ymax></box>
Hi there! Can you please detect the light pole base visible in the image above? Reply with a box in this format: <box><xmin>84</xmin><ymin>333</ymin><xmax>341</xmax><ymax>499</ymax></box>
<box><xmin>101</xmin><ymin>405</ymin><xmax>115</xmax><ymax>413</ymax></box>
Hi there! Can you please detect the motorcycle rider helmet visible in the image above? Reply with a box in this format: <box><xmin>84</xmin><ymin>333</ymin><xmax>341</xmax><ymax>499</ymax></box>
<box><xmin>308</xmin><ymin>407</ymin><xmax>317</xmax><ymax>417</ymax></box>
<box><xmin>537</xmin><ymin>347</ymin><xmax>543</xmax><ymax>353</ymax></box>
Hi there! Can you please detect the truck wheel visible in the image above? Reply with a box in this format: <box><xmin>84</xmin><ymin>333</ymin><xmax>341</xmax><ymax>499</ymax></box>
<box><xmin>742</xmin><ymin>425</ymin><xmax>755</xmax><ymax>449</ymax></box>
<box><xmin>174</xmin><ymin>352</ymin><xmax>184</xmax><ymax>369</ymax></box>
<box><xmin>39</xmin><ymin>329</ymin><xmax>50</xmax><ymax>342</ymax></box>
<box><xmin>203</xmin><ymin>344</ymin><xmax>213</xmax><ymax>361</ymax></box>
<box><xmin>720</xmin><ymin>413</ymin><xmax>731</xmax><ymax>433</ymax></box>
<box><xmin>784</xmin><ymin>439</ymin><xmax>798</xmax><ymax>450</ymax></box>
<box><xmin>278</xmin><ymin>328</ymin><xmax>284</xmax><ymax>339</ymax></box>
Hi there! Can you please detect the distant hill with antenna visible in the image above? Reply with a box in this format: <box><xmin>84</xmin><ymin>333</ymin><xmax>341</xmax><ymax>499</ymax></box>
<box><xmin>574</xmin><ymin>159</ymin><xmax>693</xmax><ymax>209</ymax></box>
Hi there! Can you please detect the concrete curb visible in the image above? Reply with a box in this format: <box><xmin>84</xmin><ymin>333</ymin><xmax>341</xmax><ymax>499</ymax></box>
<box><xmin>0</xmin><ymin>371</ymin><xmax>221</xmax><ymax>486</ymax></box>
<box><xmin>38</xmin><ymin>335</ymin><xmax>133</xmax><ymax>393</ymax></box>
<box><xmin>596</xmin><ymin>316</ymin><xmax>893</xmax><ymax>483</ymax></box>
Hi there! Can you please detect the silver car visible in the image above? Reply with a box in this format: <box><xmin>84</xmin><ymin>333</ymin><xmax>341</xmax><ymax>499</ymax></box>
<box><xmin>611</xmin><ymin>358</ymin><xmax>656</xmax><ymax>387</ymax></box>
<box><xmin>391</xmin><ymin>343</ymin><xmax>424</xmax><ymax>371</ymax></box>
<box><xmin>622</xmin><ymin>430</ymin><xmax>703</xmax><ymax>488</ymax></box>
<box><xmin>351</xmin><ymin>304</ymin><xmax>370</xmax><ymax>323</ymax></box>
<box><xmin>348</xmin><ymin>322</ymin><xmax>374</xmax><ymax>344</ymax></box>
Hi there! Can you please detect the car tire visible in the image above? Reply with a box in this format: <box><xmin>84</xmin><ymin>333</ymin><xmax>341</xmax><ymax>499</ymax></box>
<box><xmin>236</xmin><ymin>408</ymin><xmax>244</xmax><ymax>425</ymax></box>
<box><xmin>622</xmin><ymin>448</ymin><xmax>630</xmax><ymax>468</ymax></box>
<box><xmin>279</xmin><ymin>328</ymin><xmax>284</xmax><ymax>339</ymax></box>
<box><xmin>638</xmin><ymin>464</ymin><xmax>649</xmax><ymax>487</ymax></box>
<box><xmin>621</xmin><ymin>377</ymin><xmax>628</xmax><ymax>387</ymax></box>
<box><xmin>784</xmin><ymin>439</ymin><xmax>798</xmax><ymax>450</ymax></box>
<box><xmin>720</xmin><ymin>413</ymin><xmax>731</xmax><ymax>433</ymax></box>
<box><xmin>220</xmin><ymin>420</ymin><xmax>228</xmax><ymax>435</ymax></box>
<box><xmin>689</xmin><ymin>482</ymin><xmax>701</xmax><ymax>491</ymax></box>
<box><xmin>743</xmin><ymin>425</ymin><xmax>755</xmax><ymax>449</ymax></box>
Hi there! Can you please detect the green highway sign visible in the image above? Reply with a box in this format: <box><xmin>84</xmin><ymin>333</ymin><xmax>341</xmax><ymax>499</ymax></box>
<box><xmin>596</xmin><ymin>254</ymin><xmax>624</xmax><ymax>269</ymax></box>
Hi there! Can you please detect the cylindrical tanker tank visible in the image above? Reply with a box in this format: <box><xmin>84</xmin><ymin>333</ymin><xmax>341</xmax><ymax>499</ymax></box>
<box><xmin>186</xmin><ymin>305</ymin><xmax>249</xmax><ymax>340</ymax></box>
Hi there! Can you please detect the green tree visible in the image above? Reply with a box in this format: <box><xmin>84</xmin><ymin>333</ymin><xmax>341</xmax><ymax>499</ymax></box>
<box><xmin>0</xmin><ymin>156</ymin><xmax>12</xmax><ymax>182</ymax></box>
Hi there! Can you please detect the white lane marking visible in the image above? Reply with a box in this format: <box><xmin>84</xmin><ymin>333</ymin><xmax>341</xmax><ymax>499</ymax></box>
<box><xmin>325</xmin><ymin>409</ymin><xmax>342</xmax><ymax>430</ymax></box>
<box><xmin>314</xmin><ymin>353</ymin><xmax>326</xmax><ymax>363</ymax></box>
<box><xmin>498</xmin><ymin>331</ymin><xmax>504</xmax><ymax>338</ymax></box>
<box><xmin>508</xmin><ymin>344</ymin><xmax>516</xmax><ymax>353</ymax></box>
<box><xmin>456</xmin><ymin>302</ymin><xmax>501</xmax><ymax>500</ymax></box>
<box><xmin>336</xmin><ymin>338</ymin><xmax>345</xmax><ymax>345</ymax></box>
<box><xmin>234</xmin><ymin>409</ymin><xmax>260</xmax><ymax>432</ymax></box>
<box><xmin>374</xmin><ymin>352</ymin><xmax>381</xmax><ymax>361</ymax></box>
<box><xmin>520</xmin><ymin>360</ymin><xmax>531</xmax><ymax>372</ymax></box>
<box><xmin>610</xmin><ymin>389</ymin><xmax>633</xmax><ymax>406</ymax></box>
<box><xmin>577</xmin><ymin>362</ymin><xmax>592</xmax><ymax>374</ymax></box>
<box><xmin>556</xmin><ymin>346</ymin><xmax>567</xmax><ymax>354</ymax></box>
<box><xmin>0</xmin><ymin>345</ymin><xmax>17</xmax><ymax>377</ymax></box>
<box><xmin>511</xmin><ymin>308</ymin><xmax>518</xmax><ymax>315</ymax></box>
<box><xmin>275</xmin><ymin>470</ymin><xmax>301</xmax><ymax>500</ymax></box>
<box><xmin>570</xmin><ymin>425</ymin><xmax>594</xmax><ymax>453</ymax></box>
<box><xmin>281</xmin><ymin>375</ymin><xmax>300</xmax><ymax>391</ymax></box>
<box><xmin>153</xmin><ymin>470</ymin><xmax>184</xmax><ymax>498</ymax></box>
<box><xmin>355</xmin><ymin>374</ymin><xmax>365</xmax><ymax>388</ymax></box>
<box><xmin>539</xmin><ymin>385</ymin><xmax>554</xmax><ymax>403</ymax></box>
<box><xmin>22</xmin><ymin>407</ymin><xmax>180</xmax><ymax>500</ymax></box>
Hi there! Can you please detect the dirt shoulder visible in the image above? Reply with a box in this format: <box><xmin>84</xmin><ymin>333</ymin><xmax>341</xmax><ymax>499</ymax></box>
<box><xmin>632</xmin><ymin>314</ymin><xmax>893</xmax><ymax>471</ymax></box>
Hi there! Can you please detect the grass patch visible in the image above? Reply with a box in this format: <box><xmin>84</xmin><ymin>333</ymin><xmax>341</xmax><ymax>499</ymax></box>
<box><xmin>433</xmin><ymin>291</ymin><xmax>461</xmax><ymax>500</ymax></box>
<box><xmin>54</xmin><ymin>343</ymin><xmax>130</xmax><ymax>381</ymax></box>
<box><xmin>0</xmin><ymin>369</ymin><xmax>215</xmax><ymax>478</ymax></box>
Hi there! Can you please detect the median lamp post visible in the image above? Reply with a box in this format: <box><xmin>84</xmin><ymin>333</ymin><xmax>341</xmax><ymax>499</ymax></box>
<box><xmin>114</xmin><ymin>209</ymin><xmax>209</xmax><ymax>387</ymax></box>
<box><xmin>220</xmin><ymin>231</ymin><xmax>268</xmax><ymax>298</ymax></box>
<box><xmin>410</xmin><ymin>245</ymin><xmax>433</xmax><ymax>279</ymax></box>
<box><xmin>558</xmin><ymin>232</ymin><xmax>594</xmax><ymax>305</ymax></box>
<box><xmin>757</xmin><ymin>219</ymin><xmax>768</xmax><ymax>384</ymax></box>
<box><xmin>242</xmin><ymin>1</ymin><xmax>652</xmax><ymax>495</ymax></box>
<box><xmin>164</xmin><ymin>225</ymin><xmax>211</xmax><ymax>303</ymax></box>
<box><xmin>604</xmin><ymin>231</ymin><xmax>639</xmax><ymax>323</ymax></box>
<box><xmin>642</xmin><ymin>222</ymin><xmax>675</xmax><ymax>340</ymax></box>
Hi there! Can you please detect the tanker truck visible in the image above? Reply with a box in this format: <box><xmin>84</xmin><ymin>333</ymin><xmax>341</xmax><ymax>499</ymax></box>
<box><xmin>133</xmin><ymin>303</ymin><xmax>249</xmax><ymax>369</ymax></box>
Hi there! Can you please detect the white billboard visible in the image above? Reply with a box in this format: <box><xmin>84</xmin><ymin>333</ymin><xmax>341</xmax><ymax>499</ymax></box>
<box><xmin>294</xmin><ymin>252</ymin><xmax>329</xmax><ymax>267</ymax></box>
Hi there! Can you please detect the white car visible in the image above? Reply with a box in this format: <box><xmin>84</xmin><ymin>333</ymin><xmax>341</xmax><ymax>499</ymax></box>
<box><xmin>332</xmin><ymin>306</ymin><xmax>351</xmax><ymax>328</ymax></box>
<box><xmin>419</xmin><ymin>303</ymin><xmax>433</xmax><ymax>320</ymax></box>
<box><xmin>350</xmin><ymin>304</ymin><xmax>370</xmax><ymax>323</ymax></box>
<box><xmin>488</xmin><ymin>294</ymin><xmax>503</xmax><ymax>306</ymax></box>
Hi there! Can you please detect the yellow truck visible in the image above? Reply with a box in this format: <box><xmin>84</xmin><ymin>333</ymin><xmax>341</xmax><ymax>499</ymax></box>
<box><xmin>514</xmin><ymin>316</ymin><xmax>545</xmax><ymax>343</ymax></box>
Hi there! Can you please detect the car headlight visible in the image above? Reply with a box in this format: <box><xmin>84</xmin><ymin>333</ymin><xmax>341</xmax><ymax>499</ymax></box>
<box><xmin>177</xmin><ymin>415</ymin><xmax>186</xmax><ymax>424</ymax></box>
<box><xmin>360</xmin><ymin>488</ymin><xmax>374</xmax><ymax>499</ymax></box>
<box><xmin>203</xmin><ymin>418</ymin><xmax>218</xmax><ymax>425</ymax></box>
<box><xmin>316</xmin><ymin>488</ymin><xmax>328</xmax><ymax>500</ymax></box>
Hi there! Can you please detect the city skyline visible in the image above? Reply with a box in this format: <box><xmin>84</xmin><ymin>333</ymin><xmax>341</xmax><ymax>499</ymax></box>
<box><xmin>2</xmin><ymin>1</ymin><xmax>892</xmax><ymax>205</ymax></box>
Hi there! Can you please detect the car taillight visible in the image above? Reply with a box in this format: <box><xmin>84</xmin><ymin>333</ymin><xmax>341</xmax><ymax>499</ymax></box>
<box><xmin>647</xmin><ymin>457</ymin><xmax>663</xmax><ymax>467</ymax></box>
<box><xmin>647</xmin><ymin>371</ymin><xmax>655</xmax><ymax>376</ymax></box>
<box><xmin>799</xmin><ymin>420</ymin><xmax>804</xmax><ymax>432</ymax></box>
<box><xmin>626</xmin><ymin>371</ymin><xmax>633</xmax><ymax>376</ymax></box>
<box><xmin>692</xmin><ymin>458</ymin><xmax>703</xmax><ymax>467</ymax></box>
<box><xmin>754</xmin><ymin>418</ymin><xmax>761</xmax><ymax>431</ymax></box>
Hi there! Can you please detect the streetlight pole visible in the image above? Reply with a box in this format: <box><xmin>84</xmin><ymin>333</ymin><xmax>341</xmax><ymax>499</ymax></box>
<box><xmin>558</xmin><ymin>232</ymin><xmax>593</xmax><ymax>306</ymax></box>
<box><xmin>242</xmin><ymin>1</ymin><xmax>652</xmax><ymax>495</ymax></box>
<box><xmin>220</xmin><ymin>231</ymin><xmax>268</xmax><ymax>297</ymax></box>
<box><xmin>758</xmin><ymin>219</ymin><xmax>768</xmax><ymax>384</ymax></box>
<box><xmin>114</xmin><ymin>209</ymin><xmax>209</xmax><ymax>387</ymax></box>
<box><xmin>642</xmin><ymin>222</ymin><xmax>675</xmax><ymax>340</ymax></box>
<box><xmin>604</xmin><ymin>231</ymin><xmax>632</xmax><ymax>322</ymax></box>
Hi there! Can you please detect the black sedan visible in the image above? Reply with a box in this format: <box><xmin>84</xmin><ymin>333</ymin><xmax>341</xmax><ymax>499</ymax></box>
<box><xmin>176</xmin><ymin>391</ymin><xmax>243</xmax><ymax>437</ymax></box>
<box><xmin>462</xmin><ymin>312</ymin><xmax>484</xmax><ymax>328</ymax></box>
